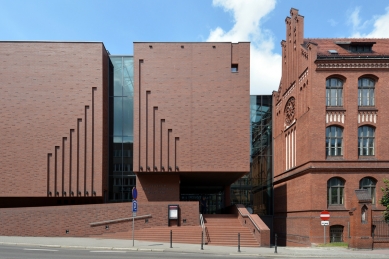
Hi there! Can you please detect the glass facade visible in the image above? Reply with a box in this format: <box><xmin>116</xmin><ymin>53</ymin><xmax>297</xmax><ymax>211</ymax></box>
<box><xmin>231</xmin><ymin>95</ymin><xmax>273</xmax><ymax>215</ymax></box>
<box><xmin>250</xmin><ymin>95</ymin><xmax>273</xmax><ymax>215</ymax></box>
<box><xmin>109</xmin><ymin>56</ymin><xmax>135</xmax><ymax>201</ymax></box>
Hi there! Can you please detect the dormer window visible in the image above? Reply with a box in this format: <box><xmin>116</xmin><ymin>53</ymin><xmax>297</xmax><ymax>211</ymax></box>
<box><xmin>335</xmin><ymin>41</ymin><xmax>375</xmax><ymax>53</ymax></box>
<box><xmin>349</xmin><ymin>45</ymin><xmax>372</xmax><ymax>53</ymax></box>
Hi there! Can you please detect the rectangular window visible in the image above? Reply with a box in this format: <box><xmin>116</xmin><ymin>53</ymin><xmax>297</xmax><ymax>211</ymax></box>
<box><xmin>231</xmin><ymin>64</ymin><xmax>238</xmax><ymax>72</ymax></box>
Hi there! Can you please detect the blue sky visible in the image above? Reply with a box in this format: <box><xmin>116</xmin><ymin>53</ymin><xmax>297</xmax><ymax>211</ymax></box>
<box><xmin>1</xmin><ymin>0</ymin><xmax>389</xmax><ymax>94</ymax></box>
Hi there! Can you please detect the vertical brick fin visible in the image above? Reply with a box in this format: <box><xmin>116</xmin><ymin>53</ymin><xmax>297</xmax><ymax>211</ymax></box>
<box><xmin>153</xmin><ymin>107</ymin><xmax>158</xmax><ymax>170</ymax></box>
<box><xmin>231</xmin><ymin>43</ymin><xmax>239</xmax><ymax>66</ymax></box>
<box><xmin>54</xmin><ymin>146</ymin><xmax>60</xmax><ymax>197</ymax></box>
<box><xmin>168</xmin><ymin>129</ymin><xmax>172</xmax><ymax>170</ymax></box>
<box><xmin>77</xmin><ymin>118</ymin><xmax>82</xmax><ymax>196</ymax></box>
<box><xmin>47</xmin><ymin>153</ymin><xmax>52</xmax><ymax>197</ymax></box>
<box><xmin>146</xmin><ymin>91</ymin><xmax>151</xmax><ymax>169</ymax></box>
<box><xmin>69</xmin><ymin>129</ymin><xmax>74</xmax><ymax>196</ymax></box>
<box><xmin>84</xmin><ymin>106</ymin><xmax>89</xmax><ymax>196</ymax></box>
<box><xmin>62</xmin><ymin>137</ymin><xmax>67</xmax><ymax>196</ymax></box>
<box><xmin>92</xmin><ymin>87</ymin><xmax>97</xmax><ymax>195</ymax></box>
<box><xmin>175</xmin><ymin>137</ymin><xmax>179</xmax><ymax>171</ymax></box>
<box><xmin>160</xmin><ymin>119</ymin><xmax>165</xmax><ymax>170</ymax></box>
<box><xmin>138</xmin><ymin>59</ymin><xmax>144</xmax><ymax>171</ymax></box>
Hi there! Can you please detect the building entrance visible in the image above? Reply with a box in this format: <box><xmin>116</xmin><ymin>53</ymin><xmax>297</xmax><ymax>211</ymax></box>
<box><xmin>180</xmin><ymin>192</ymin><xmax>224</xmax><ymax>214</ymax></box>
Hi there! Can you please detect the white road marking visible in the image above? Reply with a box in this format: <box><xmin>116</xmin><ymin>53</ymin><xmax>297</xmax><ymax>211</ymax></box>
<box><xmin>90</xmin><ymin>250</ymin><xmax>126</xmax><ymax>253</ymax></box>
<box><xmin>23</xmin><ymin>248</ymin><xmax>58</xmax><ymax>252</ymax></box>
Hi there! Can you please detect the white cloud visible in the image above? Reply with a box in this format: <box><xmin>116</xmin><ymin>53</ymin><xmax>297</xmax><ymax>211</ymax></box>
<box><xmin>207</xmin><ymin>0</ymin><xmax>281</xmax><ymax>95</ymax></box>
<box><xmin>349</xmin><ymin>6</ymin><xmax>389</xmax><ymax>38</ymax></box>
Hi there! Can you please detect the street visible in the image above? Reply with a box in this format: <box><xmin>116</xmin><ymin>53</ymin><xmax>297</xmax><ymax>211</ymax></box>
<box><xmin>1</xmin><ymin>244</ymin><xmax>387</xmax><ymax>259</ymax></box>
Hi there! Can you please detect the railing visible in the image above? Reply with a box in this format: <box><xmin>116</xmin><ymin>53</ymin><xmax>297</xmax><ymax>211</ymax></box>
<box><xmin>200</xmin><ymin>214</ymin><xmax>205</xmax><ymax>246</ymax></box>
<box><xmin>89</xmin><ymin>214</ymin><xmax>152</xmax><ymax>226</ymax></box>
<box><xmin>373</xmin><ymin>220</ymin><xmax>389</xmax><ymax>241</ymax></box>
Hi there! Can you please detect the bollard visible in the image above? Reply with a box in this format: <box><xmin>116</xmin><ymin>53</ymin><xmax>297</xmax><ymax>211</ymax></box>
<box><xmin>170</xmin><ymin>230</ymin><xmax>172</xmax><ymax>248</ymax></box>
<box><xmin>274</xmin><ymin>233</ymin><xmax>278</xmax><ymax>253</ymax></box>
<box><xmin>201</xmin><ymin>230</ymin><xmax>204</xmax><ymax>250</ymax></box>
<box><xmin>238</xmin><ymin>232</ymin><xmax>241</xmax><ymax>252</ymax></box>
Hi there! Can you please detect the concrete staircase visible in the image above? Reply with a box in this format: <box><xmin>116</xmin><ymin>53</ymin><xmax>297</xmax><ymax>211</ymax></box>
<box><xmin>204</xmin><ymin>214</ymin><xmax>259</xmax><ymax>247</ymax></box>
<box><xmin>93</xmin><ymin>226</ymin><xmax>203</xmax><ymax>245</ymax></box>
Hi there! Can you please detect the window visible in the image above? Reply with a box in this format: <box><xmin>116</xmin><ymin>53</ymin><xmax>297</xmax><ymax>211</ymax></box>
<box><xmin>231</xmin><ymin>64</ymin><xmax>238</xmax><ymax>72</ymax></box>
<box><xmin>326</xmin><ymin>78</ymin><xmax>343</xmax><ymax>106</ymax></box>
<box><xmin>350</xmin><ymin>45</ymin><xmax>372</xmax><ymax>53</ymax></box>
<box><xmin>326</xmin><ymin>126</ymin><xmax>343</xmax><ymax>156</ymax></box>
<box><xmin>358</xmin><ymin>78</ymin><xmax>375</xmax><ymax>106</ymax></box>
<box><xmin>330</xmin><ymin>225</ymin><xmax>344</xmax><ymax>242</ymax></box>
<box><xmin>328</xmin><ymin>177</ymin><xmax>344</xmax><ymax>205</ymax></box>
<box><xmin>358</xmin><ymin>126</ymin><xmax>375</xmax><ymax>156</ymax></box>
<box><xmin>360</xmin><ymin>177</ymin><xmax>376</xmax><ymax>204</ymax></box>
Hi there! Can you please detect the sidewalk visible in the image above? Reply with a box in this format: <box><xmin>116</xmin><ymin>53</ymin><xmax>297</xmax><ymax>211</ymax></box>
<box><xmin>0</xmin><ymin>236</ymin><xmax>389</xmax><ymax>258</ymax></box>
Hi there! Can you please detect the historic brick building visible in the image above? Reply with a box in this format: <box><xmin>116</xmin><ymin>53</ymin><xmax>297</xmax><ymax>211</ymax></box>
<box><xmin>273</xmin><ymin>8</ymin><xmax>389</xmax><ymax>247</ymax></box>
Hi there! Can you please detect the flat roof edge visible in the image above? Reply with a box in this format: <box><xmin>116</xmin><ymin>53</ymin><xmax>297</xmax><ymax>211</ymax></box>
<box><xmin>0</xmin><ymin>40</ymin><xmax>104</xmax><ymax>43</ymax></box>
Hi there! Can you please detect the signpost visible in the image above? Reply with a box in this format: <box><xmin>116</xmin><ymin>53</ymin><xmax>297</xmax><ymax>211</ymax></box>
<box><xmin>132</xmin><ymin>187</ymin><xmax>138</xmax><ymax>247</ymax></box>
<box><xmin>320</xmin><ymin>210</ymin><xmax>330</xmax><ymax>244</ymax></box>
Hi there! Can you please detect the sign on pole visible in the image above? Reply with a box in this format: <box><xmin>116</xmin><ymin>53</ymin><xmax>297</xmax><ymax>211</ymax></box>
<box><xmin>132</xmin><ymin>187</ymin><xmax>138</xmax><ymax>200</ymax></box>
<box><xmin>320</xmin><ymin>210</ymin><xmax>330</xmax><ymax>221</ymax></box>
<box><xmin>320</xmin><ymin>210</ymin><xmax>330</xmax><ymax>244</ymax></box>
<box><xmin>132</xmin><ymin>199</ymin><xmax>138</xmax><ymax>247</ymax></box>
<box><xmin>132</xmin><ymin>200</ymin><xmax>138</xmax><ymax>216</ymax></box>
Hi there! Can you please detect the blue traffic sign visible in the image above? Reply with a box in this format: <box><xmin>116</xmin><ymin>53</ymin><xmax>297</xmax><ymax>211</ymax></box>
<box><xmin>132</xmin><ymin>200</ymin><xmax>138</xmax><ymax>212</ymax></box>
<box><xmin>132</xmin><ymin>187</ymin><xmax>138</xmax><ymax>200</ymax></box>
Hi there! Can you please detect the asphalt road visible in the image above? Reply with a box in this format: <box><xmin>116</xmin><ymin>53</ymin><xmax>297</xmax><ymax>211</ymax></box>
<box><xmin>0</xmin><ymin>244</ymin><xmax>342</xmax><ymax>259</ymax></box>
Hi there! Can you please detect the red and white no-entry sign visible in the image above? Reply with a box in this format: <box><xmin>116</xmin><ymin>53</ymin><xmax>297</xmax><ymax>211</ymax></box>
<box><xmin>320</xmin><ymin>210</ymin><xmax>330</xmax><ymax>221</ymax></box>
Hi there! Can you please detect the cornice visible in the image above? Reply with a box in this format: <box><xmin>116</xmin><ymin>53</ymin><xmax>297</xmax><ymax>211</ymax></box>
<box><xmin>317</xmin><ymin>62</ymin><xmax>389</xmax><ymax>69</ymax></box>
<box><xmin>274</xmin><ymin>160</ymin><xmax>389</xmax><ymax>185</ymax></box>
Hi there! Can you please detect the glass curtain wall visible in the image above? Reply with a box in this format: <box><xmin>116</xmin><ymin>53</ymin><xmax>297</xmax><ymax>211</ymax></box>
<box><xmin>230</xmin><ymin>95</ymin><xmax>272</xmax><ymax>215</ymax></box>
<box><xmin>250</xmin><ymin>95</ymin><xmax>273</xmax><ymax>215</ymax></box>
<box><xmin>109</xmin><ymin>56</ymin><xmax>135</xmax><ymax>201</ymax></box>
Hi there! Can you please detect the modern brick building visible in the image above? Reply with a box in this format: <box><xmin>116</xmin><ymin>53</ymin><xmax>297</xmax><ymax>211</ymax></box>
<box><xmin>0</xmin><ymin>42</ymin><xmax>109</xmax><ymax>207</ymax></box>
<box><xmin>272</xmin><ymin>8</ymin><xmax>389</xmax><ymax>248</ymax></box>
<box><xmin>133</xmin><ymin>42</ymin><xmax>250</xmax><ymax>207</ymax></box>
<box><xmin>0</xmin><ymin>41</ymin><xmax>251</xmax><ymax>226</ymax></box>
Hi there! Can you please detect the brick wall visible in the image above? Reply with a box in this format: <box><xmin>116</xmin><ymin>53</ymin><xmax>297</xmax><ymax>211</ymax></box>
<box><xmin>0</xmin><ymin>201</ymin><xmax>199</xmax><ymax>237</ymax></box>
<box><xmin>0</xmin><ymin>42</ymin><xmax>108</xmax><ymax>198</ymax></box>
<box><xmin>132</xmin><ymin>42</ymin><xmax>250</xmax><ymax>200</ymax></box>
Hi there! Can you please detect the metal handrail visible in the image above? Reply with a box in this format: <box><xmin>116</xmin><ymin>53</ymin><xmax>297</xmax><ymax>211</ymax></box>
<box><xmin>89</xmin><ymin>214</ymin><xmax>152</xmax><ymax>226</ymax></box>
<box><xmin>200</xmin><ymin>214</ymin><xmax>205</xmax><ymax>246</ymax></box>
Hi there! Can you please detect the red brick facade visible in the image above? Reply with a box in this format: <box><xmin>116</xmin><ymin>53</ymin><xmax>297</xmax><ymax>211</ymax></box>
<box><xmin>133</xmin><ymin>43</ymin><xmax>250</xmax><ymax>203</ymax></box>
<box><xmin>0</xmin><ymin>201</ymin><xmax>199</xmax><ymax>237</ymax></box>
<box><xmin>273</xmin><ymin>9</ymin><xmax>389</xmax><ymax>247</ymax></box>
<box><xmin>0</xmin><ymin>42</ymin><xmax>109</xmax><ymax>200</ymax></box>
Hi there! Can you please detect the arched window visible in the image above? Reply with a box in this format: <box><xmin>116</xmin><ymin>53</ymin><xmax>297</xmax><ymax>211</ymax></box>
<box><xmin>326</xmin><ymin>78</ymin><xmax>343</xmax><ymax>106</ymax></box>
<box><xmin>328</xmin><ymin>177</ymin><xmax>344</xmax><ymax>205</ymax></box>
<box><xmin>358</xmin><ymin>126</ymin><xmax>375</xmax><ymax>156</ymax></box>
<box><xmin>326</xmin><ymin>126</ymin><xmax>343</xmax><ymax>156</ymax></box>
<box><xmin>360</xmin><ymin>177</ymin><xmax>376</xmax><ymax>204</ymax></box>
<box><xmin>358</xmin><ymin>78</ymin><xmax>375</xmax><ymax>106</ymax></box>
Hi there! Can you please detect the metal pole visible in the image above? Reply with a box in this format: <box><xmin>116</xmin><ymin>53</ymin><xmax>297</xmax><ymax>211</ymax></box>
<box><xmin>274</xmin><ymin>233</ymin><xmax>277</xmax><ymax>253</ymax></box>
<box><xmin>238</xmin><ymin>233</ymin><xmax>240</xmax><ymax>252</ymax></box>
<box><xmin>132</xmin><ymin>216</ymin><xmax>134</xmax><ymax>247</ymax></box>
<box><xmin>170</xmin><ymin>230</ymin><xmax>172</xmax><ymax>248</ymax></box>
<box><xmin>324</xmin><ymin>225</ymin><xmax>326</xmax><ymax>245</ymax></box>
<box><xmin>201</xmin><ymin>230</ymin><xmax>204</xmax><ymax>250</ymax></box>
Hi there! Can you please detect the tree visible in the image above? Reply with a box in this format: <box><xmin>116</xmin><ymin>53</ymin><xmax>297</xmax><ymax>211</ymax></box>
<box><xmin>380</xmin><ymin>179</ymin><xmax>389</xmax><ymax>222</ymax></box>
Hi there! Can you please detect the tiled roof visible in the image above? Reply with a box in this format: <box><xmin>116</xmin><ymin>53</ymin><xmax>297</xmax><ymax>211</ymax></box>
<box><xmin>303</xmin><ymin>38</ymin><xmax>389</xmax><ymax>58</ymax></box>
<box><xmin>355</xmin><ymin>189</ymin><xmax>372</xmax><ymax>202</ymax></box>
